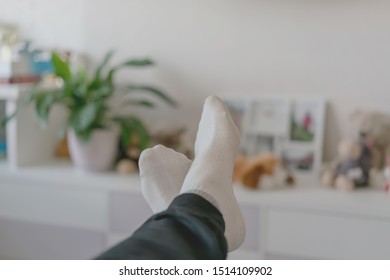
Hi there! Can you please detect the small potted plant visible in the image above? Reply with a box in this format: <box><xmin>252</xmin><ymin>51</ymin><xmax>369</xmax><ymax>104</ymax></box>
<box><xmin>2</xmin><ymin>51</ymin><xmax>176</xmax><ymax>172</ymax></box>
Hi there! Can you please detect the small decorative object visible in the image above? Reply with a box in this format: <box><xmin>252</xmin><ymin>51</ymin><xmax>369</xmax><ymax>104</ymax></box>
<box><xmin>322</xmin><ymin>138</ymin><xmax>371</xmax><ymax>191</ymax></box>
<box><xmin>384</xmin><ymin>151</ymin><xmax>390</xmax><ymax>192</ymax></box>
<box><xmin>2</xmin><ymin>51</ymin><xmax>176</xmax><ymax>172</ymax></box>
<box><xmin>350</xmin><ymin>110</ymin><xmax>390</xmax><ymax>169</ymax></box>
<box><xmin>233</xmin><ymin>153</ymin><xmax>295</xmax><ymax>189</ymax></box>
<box><xmin>116</xmin><ymin>134</ymin><xmax>142</xmax><ymax>173</ymax></box>
<box><xmin>55</xmin><ymin>135</ymin><xmax>70</xmax><ymax>158</ymax></box>
<box><xmin>116</xmin><ymin>159</ymin><xmax>138</xmax><ymax>174</ymax></box>
<box><xmin>385</xmin><ymin>172</ymin><xmax>390</xmax><ymax>192</ymax></box>
<box><xmin>151</xmin><ymin>128</ymin><xmax>193</xmax><ymax>159</ymax></box>
<box><xmin>224</xmin><ymin>96</ymin><xmax>325</xmax><ymax>175</ymax></box>
<box><xmin>0</xmin><ymin>22</ymin><xmax>20</xmax><ymax>45</ymax></box>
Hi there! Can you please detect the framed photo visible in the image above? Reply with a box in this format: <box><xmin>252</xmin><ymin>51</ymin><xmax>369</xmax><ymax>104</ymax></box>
<box><xmin>224</xmin><ymin>99</ymin><xmax>247</xmax><ymax>132</ymax></box>
<box><xmin>282</xmin><ymin>148</ymin><xmax>315</xmax><ymax>171</ymax></box>
<box><xmin>290</xmin><ymin>100</ymin><xmax>325</xmax><ymax>143</ymax></box>
<box><xmin>285</xmin><ymin>98</ymin><xmax>325</xmax><ymax>173</ymax></box>
<box><xmin>248</xmin><ymin>98</ymin><xmax>289</xmax><ymax>136</ymax></box>
<box><xmin>244</xmin><ymin>134</ymin><xmax>275</xmax><ymax>155</ymax></box>
<box><xmin>223</xmin><ymin>95</ymin><xmax>326</xmax><ymax>175</ymax></box>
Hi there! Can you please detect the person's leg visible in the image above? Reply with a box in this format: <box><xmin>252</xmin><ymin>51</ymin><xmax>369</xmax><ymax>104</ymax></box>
<box><xmin>180</xmin><ymin>96</ymin><xmax>245</xmax><ymax>251</ymax></box>
<box><xmin>95</xmin><ymin>193</ymin><xmax>227</xmax><ymax>260</ymax></box>
<box><xmin>96</xmin><ymin>96</ymin><xmax>245</xmax><ymax>259</ymax></box>
<box><xmin>139</xmin><ymin>96</ymin><xmax>245</xmax><ymax>251</ymax></box>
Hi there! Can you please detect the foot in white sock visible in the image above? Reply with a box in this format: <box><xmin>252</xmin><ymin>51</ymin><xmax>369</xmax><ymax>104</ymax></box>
<box><xmin>139</xmin><ymin>145</ymin><xmax>192</xmax><ymax>213</ymax></box>
<box><xmin>181</xmin><ymin>95</ymin><xmax>246</xmax><ymax>252</ymax></box>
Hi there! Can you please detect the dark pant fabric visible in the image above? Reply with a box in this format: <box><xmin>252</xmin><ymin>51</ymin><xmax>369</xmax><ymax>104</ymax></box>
<box><xmin>95</xmin><ymin>193</ymin><xmax>227</xmax><ymax>260</ymax></box>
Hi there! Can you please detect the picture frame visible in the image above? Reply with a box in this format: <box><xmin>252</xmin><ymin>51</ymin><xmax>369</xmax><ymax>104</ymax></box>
<box><xmin>223</xmin><ymin>95</ymin><xmax>326</xmax><ymax>175</ymax></box>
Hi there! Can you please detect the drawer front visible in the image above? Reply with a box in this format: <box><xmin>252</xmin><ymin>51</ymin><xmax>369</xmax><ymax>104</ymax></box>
<box><xmin>0</xmin><ymin>217</ymin><xmax>104</xmax><ymax>260</ymax></box>
<box><xmin>0</xmin><ymin>182</ymin><xmax>107</xmax><ymax>230</ymax></box>
<box><xmin>239</xmin><ymin>204</ymin><xmax>260</xmax><ymax>252</ymax></box>
<box><xmin>267</xmin><ymin>209</ymin><xmax>390</xmax><ymax>259</ymax></box>
<box><xmin>109</xmin><ymin>192</ymin><xmax>152</xmax><ymax>234</ymax></box>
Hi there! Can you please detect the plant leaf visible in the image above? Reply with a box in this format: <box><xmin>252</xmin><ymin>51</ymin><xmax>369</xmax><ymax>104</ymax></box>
<box><xmin>94</xmin><ymin>50</ymin><xmax>115</xmax><ymax>82</ymax></box>
<box><xmin>111</xmin><ymin>116</ymin><xmax>150</xmax><ymax>149</ymax></box>
<box><xmin>93</xmin><ymin>84</ymin><xmax>113</xmax><ymax>100</ymax></box>
<box><xmin>127</xmin><ymin>116</ymin><xmax>150</xmax><ymax>149</ymax></box>
<box><xmin>120</xmin><ymin>125</ymin><xmax>132</xmax><ymax>148</ymax></box>
<box><xmin>0</xmin><ymin>110</ymin><xmax>18</xmax><ymax>127</ymax></box>
<box><xmin>77</xmin><ymin>103</ymin><xmax>99</xmax><ymax>131</ymax></box>
<box><xmin>52</xmin><ymin>53</ymin><xmax>71</xmax><ymax>82</ymax></box>
<box><xmin>35</xmin><ymin>93</ymin><xmax>55</xmax><ymax>123</ymax></box>
<box><xmin>106</xmin><ymin>58</ymin><xmax>154</xmax><ymax>84</ymax></box>
<box><xmin>124</xmin><ymin>99</ymin><xmax>155</xmax><ymax>108</ymax></box>
<box><xmin>120</xmin><ymin>58</ymin><xmax>154</xmax><ymax>67</ymax></box>
<box><xmin>127</xmin><ymin>85</ymin><xmax>177</xmax><ymax>107</ymax></box>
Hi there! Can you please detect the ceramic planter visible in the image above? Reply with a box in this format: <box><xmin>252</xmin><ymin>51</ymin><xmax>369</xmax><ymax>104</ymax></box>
<box><xmin>67</xmin><ymin>128</ymin><xmax>119</xmax><ymax>172</ymax></box>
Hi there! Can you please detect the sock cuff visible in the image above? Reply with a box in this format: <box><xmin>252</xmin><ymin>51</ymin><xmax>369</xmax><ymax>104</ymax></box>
<box><xmin>185</xmin><ymin>190</ymin><xmax>220</xmax><ymax>211</ymax></box>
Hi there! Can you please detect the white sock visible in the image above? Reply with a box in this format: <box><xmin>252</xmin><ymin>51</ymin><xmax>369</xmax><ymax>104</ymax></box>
<box><xmin>180</xmin><ymin>95</ymin><xmax>246</xmax><ymax>252</ymax></box>
<box><xmin>139</xmin><ymin>145</ymin><xmax>192</xmax><ymax>213</ymax></box>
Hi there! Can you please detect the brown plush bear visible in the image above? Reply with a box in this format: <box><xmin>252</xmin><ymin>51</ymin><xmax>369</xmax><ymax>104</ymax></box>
<box><xmin>233</xmin><ymin>153</ymin><xmax>295</xmax><ymax>189</ymax></box>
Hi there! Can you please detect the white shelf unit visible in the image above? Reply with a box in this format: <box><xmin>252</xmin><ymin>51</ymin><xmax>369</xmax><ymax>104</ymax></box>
<box><xmin>0</xmin><ymin>84</ymin><xmax>66</xmax><ymax>169</ymax></box>
<box><xmin>1</xmin><ymin>86</ymin><xmax>390</xmax><ymax>260</ymax></box>
<box><xmin>1</xmin><ymin>161</ymin><xmax>390</xmax><ymax>260</ymax></box>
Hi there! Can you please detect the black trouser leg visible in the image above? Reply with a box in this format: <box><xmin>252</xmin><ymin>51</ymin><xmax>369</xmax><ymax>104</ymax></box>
<box><xmin>95</xmin><ymin>193</ymin><xmax>227</xmax><ymax>260</ymax></box>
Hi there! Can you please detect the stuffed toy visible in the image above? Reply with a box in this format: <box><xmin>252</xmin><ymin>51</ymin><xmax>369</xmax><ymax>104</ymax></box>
<box><xmin>384</xmin><ymin>149</ymin><xmax>390</xmax><ymax>192</ymax></box>
<box><xmin>350</xmin><ymin>110</ymin><xmax>390</xmax><ymax>169</ymax></box>
<box><xmin>116</xmin><ymin>134</ymin><xmax>142</xmax><ymax>174</ymax></box>
<box><xmin>233</xmin><ymin>153</ymin><xmax>295</xmax><ymax>189</ymax></box>
<box><xmin>322</xmin><ymin>138</ymin><xmax>371</xmax><ymax>191</ymax></box>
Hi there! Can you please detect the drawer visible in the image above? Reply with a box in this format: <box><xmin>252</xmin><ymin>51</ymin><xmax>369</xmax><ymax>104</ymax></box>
<box><xmin>0</xmin><ymin>182</ymin><xmax>107</xmax><ymax>230</ymax></box>
<box><xmin>0</xmin><ymin>217</ymin><xmax>104</xmax><ymax>259</ymax></box>
<box><xmin>239</xmin><ymin>204</ymin><xmax>260</xmax><ymax>252</ymax></box>
<box><xmin>267</xmin><ymin>209</ymin><xmax>390</xmax><ymax>259</ymax></box>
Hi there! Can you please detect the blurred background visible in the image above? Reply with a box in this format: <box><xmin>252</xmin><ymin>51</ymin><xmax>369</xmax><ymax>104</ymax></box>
<box><xmin>1</xmin><ymin>0</ymin><xmax>390</xmax><ymax>260</ymax></box>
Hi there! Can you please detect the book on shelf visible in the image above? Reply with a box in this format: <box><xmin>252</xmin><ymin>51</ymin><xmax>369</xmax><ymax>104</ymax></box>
<box><xmin>0</xmin><ymin>75</ymin><xmax>40</xmax><ymax>84</ymax></box>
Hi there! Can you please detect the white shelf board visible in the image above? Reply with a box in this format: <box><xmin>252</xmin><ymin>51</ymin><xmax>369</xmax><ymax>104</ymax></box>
<box><xmin>1</xmin><ymin>160</ymin><xmax>390</xmax><ymax>219</ymax></box>
<box><xmin>235</xmin><ymin>184</ymin><xmax>390</xmax><ymax>219</ymax></box>
<box><xmin>0</xmin><ymin>160</ymin><xmax>142</xmax><ymax>193</ymax></box>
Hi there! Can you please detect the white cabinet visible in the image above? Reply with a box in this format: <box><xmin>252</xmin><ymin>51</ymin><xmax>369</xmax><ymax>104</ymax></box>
<box><xmin>1</xmin><ymin>163</ymin><xmax>390</xmax><ymax>259</ymax></box>
<box><xmin>233</xmin><ymin>187</ymin><xmax>390</xmax><ymax>260</ymax></box>
<box><xmin>267</xmin><ymin>209</ymin><xmax>390</xmax><ymax>259</ymax></box>
<box><xmin>0</xmin><ymin>217</ymin><xmax>104</xmax><ymax>260</ymax></box>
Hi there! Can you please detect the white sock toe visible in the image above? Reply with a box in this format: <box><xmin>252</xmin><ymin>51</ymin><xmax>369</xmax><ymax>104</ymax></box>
<box><xmin>139</xmin><ymin>145</ymin><xmax>192</xmax><ymax>213</ymax></box>
<box><xmin>181</xmin><ymin>95</ymin><xmax>246</xmax><ymax>251</ymax></box>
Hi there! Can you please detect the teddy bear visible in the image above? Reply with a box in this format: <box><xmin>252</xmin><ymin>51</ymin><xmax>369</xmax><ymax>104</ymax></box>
<box><xmin>233</xmin><ymin>153</ymin><xmax>295</xmax><ymax>189</ymax></box>
<box><xmin>350</xmin><ymin>110</ymin><xmax>390</xmax><ymax>170</ymax></box>
<box><xmin>322</xmin><ymin>138</ymin><xmax>371</xmax><ymax>191</ymax></box>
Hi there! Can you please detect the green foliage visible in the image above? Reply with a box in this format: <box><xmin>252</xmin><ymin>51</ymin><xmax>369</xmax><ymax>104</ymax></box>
<box><xmin>2</xmin><ymin>51</ymin><xmax>176</xmax><ymax>148</ymax></box>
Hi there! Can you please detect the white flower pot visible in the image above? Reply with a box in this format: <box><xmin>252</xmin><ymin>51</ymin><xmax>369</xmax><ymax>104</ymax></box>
<box><xmin>67</xmin><ymin>128</ymin><xmax>119</xmax><ymax>172</ymax></box>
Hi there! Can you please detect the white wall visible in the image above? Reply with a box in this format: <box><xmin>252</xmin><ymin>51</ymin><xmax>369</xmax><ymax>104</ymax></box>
<box><xmin>3</xmin><ymin>0</ymin><xmax>390</xmax><ymax>160</ymax></box>
<box><xmin>83</xmin><ymin>0</ymin><xmax>390</xmax><ymax>160</ymax></box>
<box><xmin>0</xmin><ymin>0</ymin><xmax>85</xmax><ymax>51</ymax></box>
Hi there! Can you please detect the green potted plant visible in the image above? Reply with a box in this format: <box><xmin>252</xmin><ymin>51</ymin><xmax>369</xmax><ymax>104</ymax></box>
<box><xmin>2</xmin><ymin>51</ymin><xmax>176</xmax><ymax>172</ymax></box>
